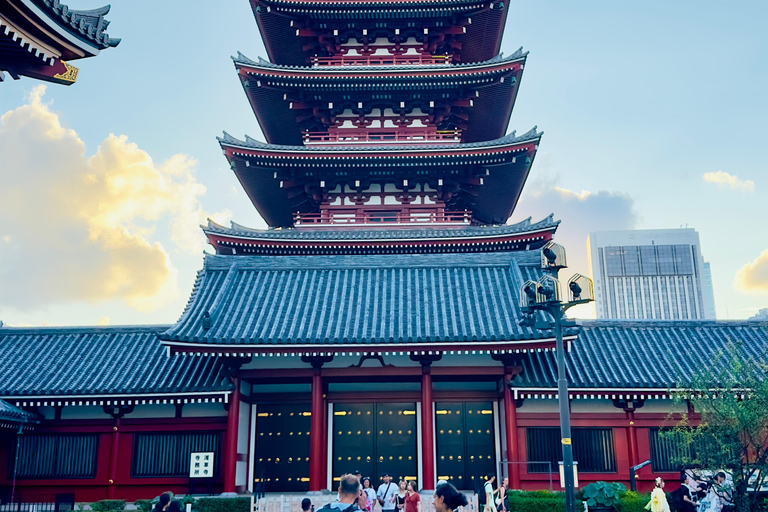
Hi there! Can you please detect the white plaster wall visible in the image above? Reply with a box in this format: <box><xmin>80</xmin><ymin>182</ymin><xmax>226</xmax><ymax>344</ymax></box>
<box><xmin>570</xmin><ymin>399</ymin><xmax>619</xmax><ymax>414</ymax></box>
<box><xmin>516</xmin><ymin>400</ymin><xmax>558</xmax><ymax>413</ymax></box>
<box><xmin>236</xmin><ymin>460</ymin><xmax>248</xmax><ymax>486</ymax></box>
<box><xmin>251</xmin><ymin>383</ymin><xmax>311</xmax><ymax>394</ymax></box>
<box><xmin>130</xmin><ymin>404</ymin><xmax>176</xmax><ymax>418</ymax></box>
<box><xmin>238</xmin><ymin>401</ymin><xmax>250</xmax><ymax>454</ymax></box>
<box><xmin>61</xmin><ymin>405</ymin><xmax>109</xmax><ymax>419</ymax></box>
<box><xmin>432</xmin><ymin>381</ymin><xmax>497</xmax><ymax>391</ymax></box>
<box><xmin>637</xmin><ymin>400</ymin><xmax>688</xmax><ymax>414</ymax></box>
<box><xmin>183</xmin><ymin>402</ymin><xmax>227</xmax><ymax>417</ymax></box>
<box><xmin>328</xmin><ymin>382</ymin><xmax>420</xmax><ymax>392</ymax></box>
<box><xmin>37</xmin><ymin>406</ymin><xmax>56</xmax><ymax>420</ymax></box>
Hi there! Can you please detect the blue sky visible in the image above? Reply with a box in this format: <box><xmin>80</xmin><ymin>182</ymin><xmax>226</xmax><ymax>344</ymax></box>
<box><xmin>1</xmin><ymin>0</ymin><xmax>766</xmax><ymax>326</ymax></box>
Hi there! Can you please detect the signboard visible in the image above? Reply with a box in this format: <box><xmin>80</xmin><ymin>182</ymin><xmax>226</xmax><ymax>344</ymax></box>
<box><xmin>190</xmin><ymin>452</ymin><xmax>214</xmax><ymax>478</ymax></box>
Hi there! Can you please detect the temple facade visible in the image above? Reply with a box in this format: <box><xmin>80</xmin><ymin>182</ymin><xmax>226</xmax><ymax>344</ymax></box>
<box><xmin>1</xmin><ymin>0</ymin><xmax>767</xmax><ymax>505</ymax></box>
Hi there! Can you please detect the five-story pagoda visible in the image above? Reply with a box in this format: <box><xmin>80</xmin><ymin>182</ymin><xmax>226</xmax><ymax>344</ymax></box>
<box><xmin>160</xmin><ymin>0</ymin><xmax>563</xmax><ymax>495</ymax></box>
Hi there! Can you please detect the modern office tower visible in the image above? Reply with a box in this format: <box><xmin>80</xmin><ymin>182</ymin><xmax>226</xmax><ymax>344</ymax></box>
<box><xmin>587</xmin><ymin>229</ymin><xmax>715</xmax><ymax>320</ymax></box>
<box><xmin>702</xmin><ymin>262</ymin><xmax>717</xmax><ymax>319</ymax></box>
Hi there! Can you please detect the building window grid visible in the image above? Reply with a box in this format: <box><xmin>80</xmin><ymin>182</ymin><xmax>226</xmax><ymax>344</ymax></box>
<box><xmin>625</xmin><ymin>278</ymin><xmax>635</xmax><ymax>318</ymax></box>
<box><xmin>608</xmin><ymin>279</ymin><xmax>617</xmax><ymax>318</ymax></box>
<box><xmin>616</xmin><ymin>279</ymin><xmax>626</xmax><ymax>318</ymax></box>
<box><xmin>653</xmin><ymin>278</ymin><xmax>663</xmax><ymax>319</ymax></box>
<box><xmin>640</xmin><ymin>246</ymin><xmax>658</xmax><ymax>276</ymax></box>
<box><xmin>679</xmin><ymin>277</ymin><xmax>689</xmax><ymax>319</ymax></box>
<box><xmin>657</xmin><ymin>246</ymin><xmax>676</xmax><ymax>275</ymax></box>
<box><xmin>605</xmin><ymin>247</ymin><xmax>624</xmax><ymax>277</ymax></box>
<box><xmin>669</xmin><ymin>278</ymin><xmax>679</xmax><ymax>319</ymax></box>
<box><xmin>686</xmin><ymin>281</ymin><xmax>698</xmax><ymax>319</ymax></box>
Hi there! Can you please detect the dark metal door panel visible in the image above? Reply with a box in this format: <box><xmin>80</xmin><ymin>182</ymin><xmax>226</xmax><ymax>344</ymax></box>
<box><xmin>254</xmin><ymin>403</ymin><xmax>311</xmax><ymax>492</ymax></box>
<box><xmin>375</xmin><ymin>403</ymin><xmax>417</xmax><ymax>482</ymax></box>
<box><xmin>333</xmin><ymin>403</ymin><xmax>375</xmax><ymax>482</ymax></box>
<box><xmin>332</xmin><ymin>403</ymin><xmax>417</xmax><ymax>485</ymax></box>
<box><xmin>436</xmin><ymin>402</ymin><xmax>496</xmax><ymax>490</ymax></box>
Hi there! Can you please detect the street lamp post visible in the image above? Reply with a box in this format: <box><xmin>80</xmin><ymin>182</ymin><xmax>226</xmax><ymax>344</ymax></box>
<box><xmin>518</xmin><ymin>242</ymin><xmax>594</xmax><ymax>512</ymax></box>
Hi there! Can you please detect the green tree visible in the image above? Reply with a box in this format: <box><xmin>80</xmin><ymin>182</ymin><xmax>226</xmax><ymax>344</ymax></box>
<box><xmin>667</xmin><ymin>342</ymin><xmax>768</xmax><ymax>512</ymax></box>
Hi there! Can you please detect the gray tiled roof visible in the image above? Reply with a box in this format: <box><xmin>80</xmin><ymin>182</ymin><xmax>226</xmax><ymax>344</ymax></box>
<box><xmin>0</xmin><ymin>398</ymin><xmax>40</xmax><ymax>424</ymax></box>
<box><xmin>37</xmin><ymin>0</ymin><xmax>120</xmax><ymax>48</ymax></box>
<box><xmin>160</xmin><ymin>251</ymin><xmax>568</xmax><ymax>346</ymax></box>
<box><xmin>204</xmin><ymin>215</ymin><xmax>560</xmax><ymax>241</ymax></box>
<box><xmin>233</xmin><ymin>48</ymin><xmax>526</xmax><ymax>72</ymax></box>
<box><xmin>0</xmin><ymin>326</ymin><xmax>231</xmax><ymax>399</ymax></box>
<box><xmin>218</xmin><ymin>127</ymin><xmax>541</xmax><ymax>154</ymax></box>
<box><xmin>512</xmin><ymin>320</ymin><xmax>768</xmax><ymax>390</ymax></box>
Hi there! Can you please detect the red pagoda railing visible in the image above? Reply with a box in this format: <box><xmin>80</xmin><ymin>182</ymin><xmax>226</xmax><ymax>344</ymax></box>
<box><xmin>303</xmin><ymin>129</ymin><xmax>461</xmax><ymax>145</ymax></box>
<box><xmin>310</xmin><ymin>54</ymin><xmax>451</xmax><ymax>67</ymax></box>
<box><xmin>294</xmin><ymin>210</ymin><xmax>472</xmax><ymax>227</ymax></box>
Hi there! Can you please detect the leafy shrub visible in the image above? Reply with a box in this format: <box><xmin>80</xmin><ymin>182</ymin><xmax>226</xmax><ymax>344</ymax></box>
<box><xmin>134</xmin><ymin>501</ymin><xmax>153</xmax><ymax>512</ymax></box>
<box><xmin>192</xmin><ymin>497</ymin><xmax>251</xmax><ymax>512</ymax></box>
<box><xmin>582</xmin><ymin>482</ymin><xmax>627</xmax><ymax>508</ymax></box>
<box><xmin>615</xmin><ymin>492</ymin><xmax>651</xmax><ymax>512</ymax></box>
<box><xmin>91</xmin><ymin>501</ymin><xmax>126</xmax><ymax>512</ymax></box>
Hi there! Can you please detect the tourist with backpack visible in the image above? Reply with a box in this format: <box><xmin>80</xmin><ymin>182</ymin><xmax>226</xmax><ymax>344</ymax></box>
<box><xmin>318</xmin><ymin>474</ymin><xmax>365</xmax><ymax>512</ymax></box>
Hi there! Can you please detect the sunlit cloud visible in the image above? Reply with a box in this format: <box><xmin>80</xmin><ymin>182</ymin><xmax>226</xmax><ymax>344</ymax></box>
<box><xmin>735</xmin><ymin>249</ymin><xmax>768</xmax><ymax>293</ymax></box>
<box><xmin>702</xmin><ymin>170</ymin><xmax>755</xmax><ymax>193</ymax></box>
<box><xmin>0</xmin><ymin>86</ymin><xmax>226</xmax><ymax>312</ymax></box>
<box><xmin>511</xmin><ymin>163</ymin><xmax>639</xmax><ymax>318</ymax></box>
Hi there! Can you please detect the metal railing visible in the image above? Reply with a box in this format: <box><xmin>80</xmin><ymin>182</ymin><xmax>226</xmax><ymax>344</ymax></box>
<box><xmin>294</xmin><ymin>210</ymin><xmax>472</xmax><ymax>227</ymax></box>
<box><xmin>303</xmin><ymin>130</ymin><xmax>461</xmax><ymax>145</ymax></box>
<box><xmin>311</xmin><ymin>54</ymin><xmax>451</xmax><ymax>67</ymax></box>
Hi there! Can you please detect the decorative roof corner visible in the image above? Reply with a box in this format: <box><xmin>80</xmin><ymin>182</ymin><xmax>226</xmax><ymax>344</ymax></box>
<box><xmin>232</xmin><ymin>51</ymin><xmax>259</xmax><ymax>66</ymax></box>
<box><xmin>40</xmin><ymin>0</ymin><xmax>120</xmax><ymax>49</ymax></box>
<box><xmin>508</xmin><ymin>46</ymin><xmax>529</xmax><ymax>60</ymax></box>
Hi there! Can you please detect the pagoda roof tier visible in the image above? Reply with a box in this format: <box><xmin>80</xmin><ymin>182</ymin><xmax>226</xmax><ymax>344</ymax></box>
<box><xmin>159</xmin><ymin>251</ymin><xmax>577</xmax><ymax>354</ymax></box>
<box><xmin>252</xmin><ymin>0</ymin><xmax>508</xmax><ymax>66</ymax></box>
<box><xmin>233</xmin><ymin>50</ymin><xmax>526</xmax><ymax>145</ymax></box>
<box><xmin>0</xmin><ymin>0</ymin><xmax>119</xmax><ymax>83</ymax></box>
<box><xmin>218</xmin><ymin>128</ymin><xmax>541</xmax><ymax>227</ymax></box>
<box><xmin>204</xmin><ymin>215</ymin><xmax>559</xmax><ymax>255</ymax></box>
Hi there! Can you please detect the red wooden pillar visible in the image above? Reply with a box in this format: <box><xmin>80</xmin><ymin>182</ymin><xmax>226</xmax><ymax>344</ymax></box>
<box><xmin>421</xmin><ymin>365</ymin><xmax>435</xmax><ymax>491</ymax></box>
<box><xmin>310</xmin><ymin>368</ymin><xmax>324</xmax><ymax>491</ymax></box>
<box><xmin>626</xmin><ymin>410</ymin><xmax>638</xmax><ymax>468</ymax></box>
<box><xmin>224</xmin><ymin>377</ymin><xmax>241</xmax><ymax>494</ymax></box>
<box><xmin>107</xmin><ymin>417</ymin><xmax>120</xmax><ymax>498</ymax></box>
<box><xmin>503</xmin><ymin>369</ymin><xmax>520</xmax><ymax>489</ymax></box>
<box><xmin>321</xmin><ymin>384</ymin><xmax>328</xmax><ymax>488</ymax></box>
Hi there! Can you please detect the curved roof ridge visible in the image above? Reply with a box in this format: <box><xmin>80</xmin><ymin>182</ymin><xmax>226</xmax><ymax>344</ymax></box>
<box><xmin>232</xmin><ymin>50</ymin><xmax>526</xmax><ymax>72</ymax></box>
<box><xmin>40</xmin><ymin>0</ymin><xmax>120</xmax><ymax>48</ymax></box>
<box><xmin>217</xmin><ymin>128</ymin><xmax>541</xmax><ymax>153</ymax></box>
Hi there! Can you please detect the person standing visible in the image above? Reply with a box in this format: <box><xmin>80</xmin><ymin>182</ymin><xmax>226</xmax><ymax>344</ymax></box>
<box><xmin>405</xmin><ymin>481</ymin><xmax>420</xmax><ymax>512</ymax></box>
<box><xmin>362</xmin><ymin>477</ymin><xmax>377</xmax><ymax>512</ymax></box>
<box><xmin>483</xmin><ymin>475</ymin><xmax>496</xmax><ymax>512</ymax></box>
<box><xmin>320</xmin><ymin>474</ymin><xmax>365</xmax><ymax>512</ymax></box>
<box><xmin>434</xmin><ymin>482</ymin><xmax>469</xmax><ymax>512</ymax></box>
<box><xmin>646</xmin><ymin>478</ymin><xmax>671</xmax><ymax>512</ymax></box>
<box><xmin>396</xmin><ymin>481</ymin><xmax>408</xmax><ymax>511</ymax></box>
<box><xmin>378</xmin><ymin>472</ymin><xmax>398</xmax><ymax>512</ymax></box>
<box><xmin>495</xmin><ymin>477</ymin><xmax>508</xmax><ymax>512</ymax></box>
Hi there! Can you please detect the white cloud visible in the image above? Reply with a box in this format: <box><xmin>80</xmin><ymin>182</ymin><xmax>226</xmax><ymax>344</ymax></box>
<box><xmin>734</xmin><ymin>249</ymin><xmax>768</xmax><ymax>293</ymax></box>
<box><xmin>511</xmin><ymin>165</ymin><xmax>639</xmax><ymax>317</ymax></box>
<box><xmin>702</xmin><ymin>170</ymin><xmax>755</xmax><ymax>192</ymax></box>
<box><xmin>0</xmin><ymin>86</ymin><xmax>225</xmax><ymax>312</ymax></box>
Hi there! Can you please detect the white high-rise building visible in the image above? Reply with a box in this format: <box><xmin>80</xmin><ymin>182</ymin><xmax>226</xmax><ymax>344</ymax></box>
<box><xmin>587</xmin><ymin>229</ymin><xmax>716</xmax><ymax>320</ymax></box>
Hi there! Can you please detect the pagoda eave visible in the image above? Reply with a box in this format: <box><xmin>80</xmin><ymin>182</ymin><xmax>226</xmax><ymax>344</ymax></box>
<box><xmin>233</xmin><ymin>56</ymin><xmax>525</xmax><ymax>144</ymax></box>
<box><xmin>253</xmin><ymin>0</ymin><xmax>509</xmax><ymax>66</ymax></box>
<box><xmin>162</xmin><ymin>337</ymin><xmax>564</xmax><ymax>357</ymax></box>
